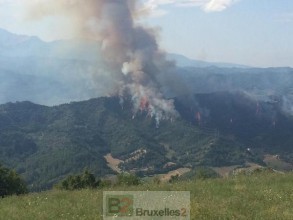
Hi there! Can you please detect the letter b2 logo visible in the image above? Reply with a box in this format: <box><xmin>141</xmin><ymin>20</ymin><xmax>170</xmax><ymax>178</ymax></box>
<box><xmin>106</xmin><ymin>195</ymin><xmax>134</xmax><ymax>217</ymax></box>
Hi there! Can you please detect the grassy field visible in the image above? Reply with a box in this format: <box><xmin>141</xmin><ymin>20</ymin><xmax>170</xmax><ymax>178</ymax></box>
<box><xmin>0</xmin><ymin>172</ymin><xmax>292</xmax><ymax>220</ymax></box>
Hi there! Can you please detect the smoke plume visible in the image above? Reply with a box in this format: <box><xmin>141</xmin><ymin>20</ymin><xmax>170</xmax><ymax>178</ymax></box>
<box><xmin>26</xmin><ymin>0</ymin><xmax>178</xmax><ymax>125</ymax></box>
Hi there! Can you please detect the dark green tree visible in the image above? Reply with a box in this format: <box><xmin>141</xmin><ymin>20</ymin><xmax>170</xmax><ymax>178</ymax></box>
<box><xmin>117</xmin><ymin>173</ymin><xmax>141</xmax><ymax>186</ymax></box>
<box><xmin>0</xmin><ymin>164</ymin><xmax>28</xmax><ymax>197</ymax></box>
<box><xmin>56</xmin><ymin>170</ymin><xmax>100</xmax><ymax>190</ymax></box>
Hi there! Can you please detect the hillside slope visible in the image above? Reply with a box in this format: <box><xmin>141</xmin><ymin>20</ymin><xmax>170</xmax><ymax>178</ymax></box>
<box><xmin>1</xmin><ymin>92</ymin><xmax>293</xmax><ymax>190</ymax></box>
<box><xmin>0</xmin><ymin>173</ymin><xmax>292</xmax><ymax>220</ymax></box>
<box><xmin>0</xmin><ymin>97</ymin><xmax>217</xmax><ymax>190</ymax></box>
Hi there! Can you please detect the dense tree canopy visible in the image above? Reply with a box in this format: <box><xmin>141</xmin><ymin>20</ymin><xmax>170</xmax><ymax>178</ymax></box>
<box><xmin>56</xmin><ymin>170</ymin><xmax>100</xmax><ymax>190</ymax></box>
<box><xmin>0</xmin><ymin>164</ymin><xmax>27</xmax><ymax>197</ymax></box>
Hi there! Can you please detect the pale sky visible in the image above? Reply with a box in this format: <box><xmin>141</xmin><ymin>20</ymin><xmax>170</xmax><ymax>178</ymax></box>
<box><xmin>0</xmin><ymin>0</ymin><xmax>293</xmax><ymax>67</ymax></box>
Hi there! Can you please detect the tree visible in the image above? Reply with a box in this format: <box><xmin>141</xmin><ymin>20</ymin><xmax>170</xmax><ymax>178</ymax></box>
<box><xmin>0</xmin><ymin>164</ymin><xmax>28</xmax><ymax>197</ymax></box>
<box><xmin>56</xmin><ymin>170</ymin><xmax>100</xmax><ymax>190</ymax></box>
<box><xmin>117</xmin><ymin>173</ymin><xmax>141</xmax><ymax>186</ymax></box>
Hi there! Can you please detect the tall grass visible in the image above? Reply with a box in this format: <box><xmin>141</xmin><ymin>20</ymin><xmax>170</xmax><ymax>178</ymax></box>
<box><xmin>0</xmin><ymin>172</ymin><xmax>292</xmax><ymax>220</ymax></box>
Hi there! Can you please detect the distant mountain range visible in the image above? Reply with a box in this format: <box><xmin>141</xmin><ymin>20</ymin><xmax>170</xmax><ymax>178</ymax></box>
<box><xmin>166</xmin><ymin>53</ymin><xmax>250</xmax><ymax>68</ymax></box>
<box><xmin>0</xmin><ymin>28</ymin><xmax>247</xmax><ymax>67</ymax></box>
<box><xmin>0</xmin><ymin>28</ymin><xmax>100</xmax><ymax>59</ymax></box>
<box><xmin>1</xmin><ymin>28</ymin><xmax>293</xmax><ymax>106</ymax></box>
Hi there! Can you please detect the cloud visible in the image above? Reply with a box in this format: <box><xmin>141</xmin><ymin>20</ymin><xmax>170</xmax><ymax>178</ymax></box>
<box><xmin>203</xmin><ymin>0</ymin><xmax>239</xmax><ymax>12</ymax></box>
<box><xmin>143</xmin><ymin>0</ymin><xmax>240</xmax><ymax>16</ymax></box>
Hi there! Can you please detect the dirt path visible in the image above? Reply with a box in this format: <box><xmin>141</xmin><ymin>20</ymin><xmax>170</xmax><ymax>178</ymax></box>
<box><xmin>104</xmin><ymin>153</ymin><xmax>123</xmax><ymax>173</ymax></box>
<box><xmin>160</xmin><ymin>168</ymin><xmax>191</xmax><ymax>182</ymax></box>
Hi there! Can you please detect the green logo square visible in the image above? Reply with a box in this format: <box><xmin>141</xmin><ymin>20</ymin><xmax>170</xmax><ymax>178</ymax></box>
<box><xmin>106</xmin><ymin>195</ymin><xmax>134</xmax><ymax>217</ymax></box>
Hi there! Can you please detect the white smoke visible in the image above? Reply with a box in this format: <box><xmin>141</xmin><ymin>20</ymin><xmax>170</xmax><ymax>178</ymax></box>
<box><xmin>282</xmin><ymin>95</ymin><xmax>293</xmax><ymax>116</ymax></box>
<box><xmin>25</xmin><ymin>0</ymin><xmax>178</xmax><ymax>124</ymax></box>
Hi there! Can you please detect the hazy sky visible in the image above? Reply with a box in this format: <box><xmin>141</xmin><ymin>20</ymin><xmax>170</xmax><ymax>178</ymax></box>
<box><xmin>0</xmin><ymin>0</ymin><xmax>293</xmax><ymax>67</ymax></box>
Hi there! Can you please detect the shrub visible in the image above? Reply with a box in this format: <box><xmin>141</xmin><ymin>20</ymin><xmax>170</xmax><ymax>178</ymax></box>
<box><xmin>169</xmin><ymin>174</ymin><xmax>179</xmax><ymax>183</ymax></box>
<box><xmin>56</xmin><ymin>170</ymin><xmax>100</xmax><ymax>190</ymax></box>
<box><xmin>116</xmin><ymin>173</ymin><xmax>141</xmax><ymax>186</ymax></box>
<box><xmin>152</xmin><ymin>175</ymin><xmax>161</xmax><ymax>185</ymax></box>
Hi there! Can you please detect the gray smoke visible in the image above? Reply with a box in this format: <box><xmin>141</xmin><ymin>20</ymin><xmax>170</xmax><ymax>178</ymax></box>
<box><xmin>26</xmin><ymin>0</ymin><xmax>178</xmax><ymax>124</ymax></box>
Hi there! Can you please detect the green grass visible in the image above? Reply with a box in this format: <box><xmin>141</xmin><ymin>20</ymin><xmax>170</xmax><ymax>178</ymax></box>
<box><xmin>0</xmin><ymin>173</ymin><xmax>292</xmax><ymax>220</ymax></box>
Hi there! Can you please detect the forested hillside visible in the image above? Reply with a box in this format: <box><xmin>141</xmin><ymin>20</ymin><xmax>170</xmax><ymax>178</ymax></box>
<box><xmin>0</xmin><ymin>92</ymin><xmax>292</xmax><ymax>190</ymax></box>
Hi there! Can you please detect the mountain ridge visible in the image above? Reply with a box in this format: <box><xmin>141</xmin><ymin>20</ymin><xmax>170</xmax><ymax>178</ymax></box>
<box><xmin>1</xmin><ymin>92</ymin><xmax>292</xmax><ymax>190</ymax></box>
<box><xmin>167</xmin><ymin>53</ymin><xmax>251</xmax><ymax>68</ymax></box>
<box><xmin>0</xmin><ymin>28</ymin><xmax>250</xmax><ymax>67</ymax></box>
<box><xmin>1</xmin><ymin>27</ymin><xmax>293</xmax><ymax>107</ymax></box>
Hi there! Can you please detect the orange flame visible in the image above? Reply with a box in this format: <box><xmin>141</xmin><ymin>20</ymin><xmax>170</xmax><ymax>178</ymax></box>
<box><xmin>140</xmin><ymin>96</ymin><xmax>149</xmax><ymax>111</ymax></box>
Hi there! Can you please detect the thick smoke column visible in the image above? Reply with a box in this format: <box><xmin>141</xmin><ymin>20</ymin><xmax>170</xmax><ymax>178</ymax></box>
<box><xmin>27</xmin><ymin>0</ymin><xmax>178</xmax><ymax>125</ymax></box>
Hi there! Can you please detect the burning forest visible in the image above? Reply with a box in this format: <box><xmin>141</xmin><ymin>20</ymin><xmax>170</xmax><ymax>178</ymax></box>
<box><xmin>25</xmin><ymin>0</ymin><xmax>178</xmax><ymax>126</ymax></box>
